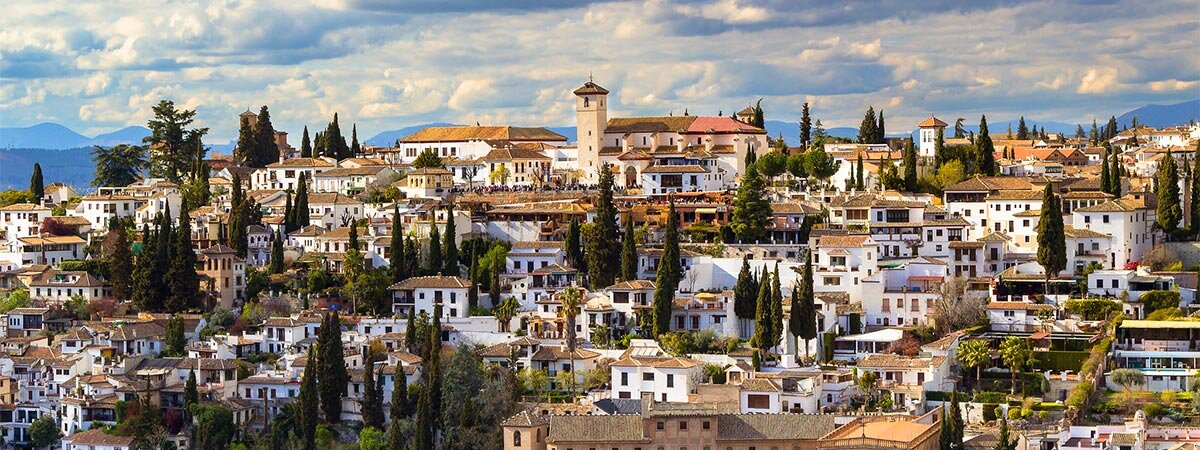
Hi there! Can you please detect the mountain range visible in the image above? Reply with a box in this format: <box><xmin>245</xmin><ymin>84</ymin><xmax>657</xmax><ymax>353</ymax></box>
<box><xmin>1</xmin><ymin>99</ymin><xmax>1195</xmax><ymax>190</ymax></box>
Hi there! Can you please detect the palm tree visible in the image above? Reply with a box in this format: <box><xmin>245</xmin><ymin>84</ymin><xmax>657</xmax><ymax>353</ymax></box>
<box><xmin>999</xmin><ymin>337</ymin><xmax>1035</xmax><ymax>395</ymax></box>
<box><xmin>958</xmin><ymin>339</ymin><xmax>991</xmax><ymax>387</ymax></box>
<box><xmin>494</xmin><ymin>296</ymin><xmax>520</xmax><ymax>332</ymax></box>
<box><xmin>559</xmin><ymin>286</ymin><xmax>583</xmax><ymax>392</ymax></box>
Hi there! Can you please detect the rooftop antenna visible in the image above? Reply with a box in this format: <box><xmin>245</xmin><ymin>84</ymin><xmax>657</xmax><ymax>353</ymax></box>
<box><xmin>588</xmin><ymin>72</ymin><xmax>593</xmax><ymax>83</ymax></box>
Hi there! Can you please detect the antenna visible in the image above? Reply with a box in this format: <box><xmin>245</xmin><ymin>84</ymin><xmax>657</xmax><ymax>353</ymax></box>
<box><xmin>588</xmin><ymin>72</ymin><xmax>593</xmax><ymax>83</ymax></box>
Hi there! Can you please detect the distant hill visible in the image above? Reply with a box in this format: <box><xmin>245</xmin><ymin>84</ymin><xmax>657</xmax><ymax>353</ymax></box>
<box><xmin>88</xmin><ymin>126</ymin><xmax>150</xmax><ymax>147</ymax></box>
<box><xmin>0</xmin><ymin>147</ymin><xmax>97</xmax><ymax>191</ymax></box>
<box><xmin>0</xmin><ymin>123</ymin><xmax>91</xmax><ymax>149</ymax></box>
<box><xmin>1117</xmin><ymin>99</ymin><xmax>1199</xmax><ymax>129</ymax></box>
<box><xmin>364</xmin><ymin>122</ymin><xmax>459</xmax><ymax>147</ymax></box>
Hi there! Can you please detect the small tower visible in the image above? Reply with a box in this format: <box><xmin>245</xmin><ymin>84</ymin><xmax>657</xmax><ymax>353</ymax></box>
<box><xmin>502</xmin><ymin>410</ymin><xmax>548</xmax><ymax>450</ymax></box>
<box><xmin>574</xmin><ymin>78</ymin><xmax>608</xmax><ymax>182</ymax></box>
<box><xmin>917</xmin><ymin>116</ymin><xmax>948</xmax><ymax>158</ymax></box>
<box><xmin>735</xmin><ymin>105</ymin><xmax>755</xmax><ymax>123</ymax></box>
<box><xmin>239</xmin><ymin>109</ymin><xmax>258</xmax><ymax>129</ymax></box>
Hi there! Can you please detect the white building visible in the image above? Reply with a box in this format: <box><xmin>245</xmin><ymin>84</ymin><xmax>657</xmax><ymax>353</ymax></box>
<box><xmin>609</xmin><ymin>340</ymin><xmax>701</xmax><ymax>403</ymax></box>
<box><xmin>387</xmin><ymin>276</ymin><xmax>472</xmax><ymax>318</ymax></box>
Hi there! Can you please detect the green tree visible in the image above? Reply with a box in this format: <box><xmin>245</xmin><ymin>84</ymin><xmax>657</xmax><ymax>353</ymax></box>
<box><xmin>253</xmin><ymin>106</ymin><xmax>279</xmax><ymax>167</ymax></box>
<box><xmin>620</xmin><ymin>216</ymin><xmax>637</xmax><ymax>281</ymax></box>
<box><xmin>586</xmin><ymin>164</ymin><xmax>621</xmax><ymax>288</ymax></box>
<box><xmin>1016</xmin><ymin>116</ymin><xmax>1029</xmax><ymax>140</ymax></box>
<box><xmin>1191</xmin><ymin>141</ymin><xmax>1200</xmax><ymax>237</ymax></box>
<box><xmin>733</xmin><ymin>259</ymin><xmax>757</xmax><ymax>323</ymax></box>
<box><xmin>799</xmin><ymin>102</ymin><xmax>812</xmax><ymax>150</ymax></box>
<box><xmin>902</xmin><ymin>139</ymin><xmax>918</xmax><ymax>191</ymax></box>
<box><xmin>390</xmin><ymin>361</ymin><xmax>412</xmax><ymax>420</ymax></box>
<box><xmin>294</xmin><ymin>172</ymin><xmax>310</xmax><ymax>228</ymax></box>
<box><xmin>953</xmin><ymin>118</ymin><xmax>966</xmax><ymax>139</ymax></box>
<box><xmin>875</xmin><ymin>110</ymin><xmax>886</xmax><ymax>144</ymax></box>
<box><xmin>164</xmin><ymin>315</ymin><xmax>186</xmax><ymax>356</ymax></box>
<box><xmin>652</xmin><ymin>198</ymin><xmax>681</xmax><ymax>337</ymax></box>
<box><xmin>389</xmin><ymin>206</ymin><xmax>408</xmax><ymax>282</ymax></box>
<box><xmin>1109</xmin><ymin>144</ymin><xmax>1123</xmax><ymax>196</ymax></box>
<box><xmin>442</xmin><ymin>204</ymin><xmax>459</xmax><ymax>276</ymax></box>
<box><xmin>993</xmin><ymin>417</ymin><xmax>1016</xmax><ymax>450</ymax></box>
<box><xmin>1100</xmin><ymin>144</ymin><xmax>1112</xmax><ymax>194</ymax></box>
<box><xmin>975</xmin><ymin>115</ymin><xmax>996</xmax><ymax>176</ymax></box>
<box><xmin>166</xmin><ymin>208</ymin><xmax>200</xmax><ymax>312</ymax></box>
<box><xmin>358</xmin><ymin>427</ymin><xmax>386</xmax><ymax>450</ymax></box>
<box><xmin>184</xmin><ymin>370</ymin><xmax>199</xmax><ymax>410</ymax></box>
<box><xmin>318</xmin><ymin>312</ymin><xmax>347</xmax><ymax>423</ymax></box>
<box><xmin>941</xmin><ymin>392</ymin><xmax>964</xmax><ymax>450</ymax></box>
<box><xmin>92</xmin><ymin>144</ymin><xmax>147</xmax><ymax>188</ymax></box>
<box><xmin>324</xmin><ymin>113</ymin><xmax>350</xmax><ymax>161</ymax></box>
<box><xmin>560</xmin><ymin>287</ymin><xmax>584</xmax><ymax>390</ymax></box>
<box><xmin>1110</xmin><ymin>368</ymin><xmax>1146</xmax><ymax>403</ymax></box>
<box><xmin>426</xmin><ymin>220</ymin><xmax>442</xmax><ymax>275</ymax></box>
<box><xmin>350</xmin><ymin>123</ymin><xmax>361</xmax><ymax>157</ymax></box>
<box><xmin>236</xmin><ymin>115</ymin><xmax>257</xmax><ymax>166</ymax></box>
<box><xmin>752</xmin><ymin>269</ymin><xmax>773</xmax><ymax>353</ymax></box>
<box><xmin>804</xmin><ymin>145</ymin><xmax>841</xmax><ymax>184</ymax></box>
<box><xmin>360</xmin><ymin>351</ymin><xmax>385</xmax><ymax>429</ymax></box>
<box><xmin>999</xmin><ymin>337</ymin><xmax>1034</xmax><ymax>394</ymax></box>
<box><xmin>413</xmin><ymin>148</ymin><xmax>444</xmax><ymax>168</ymax></box>
<box><xmin>792</xmin><ymin>251</ymin><xmax>816</xmax><ymax>360</ymax></box>
<box><xmin>1157</xmin><ymin>149</ymin><xmax>1183</xmax><ymax>238</ymax></box>
<box><xmin>1036</xmin><ymin>184</ymin><xmax>1066</xmax><ymax>295</ymax></box>
<box><xmin>28</xmin><ymin>414</ymin><xmax>58</xmax><ymax>449</ymax></box>
<box><xmin>933</xmin><ymin>127</ymin><xmax>946</xmax><ymax>169</ymax></box>
<box><xmin>769</xmin><ymin>264</ymin><xmax>783</xmax><ymax>353</ymax></box>
<box><xmin>144</xmin><ymin>99</ymin><xmax>208</xmax><ymax>182</ymax></box>
<box><xmin>565</xmin><ymin>218</ymin><xmax>585</xmax><ymax>273</ymax></box>
<box><xmin>107</xmin><ymin>223</ymin><xmax>133</xmax><ymax>300</ymax></box>
<box><xmin>731</xmin><ymin>165</ymin><xmax>771</xmax><ymax>242</ymax></box>
<box><xmin>29</xmin><ymin>163</ymin><xmax>43</xmax><ymax>203</ymax></box>
<box><xmin>269</xmin><ymin>230</ymin><xmax>285</xmax><ymax>274</ymax></box>
<box><xmin>958</xmin><ymin>339</ymin><xmax>991</xmax><ymax>385</ymax></box>
<box><xmin>190</xmin><ymin>403</ymin><xmax>235</xmax><ymax>450</ymax></box>
<box><xmin>300</xmin><ymin>126</ymin><xmax>312</xmax><ymax>158</ymax></box>
<box><xmin>858</xmin><ymin>107</ymin><xmax>878</xmax><ymax>144</ymax></box>
<box><xmin>757</xmin><ymin>151</ymin><xmax>788</xmax><ymax>183</ymax></box>
<box><xmin>855</xmin><ymin>153</ymin><xmax>865</xmax><ymax>189</ymax></box>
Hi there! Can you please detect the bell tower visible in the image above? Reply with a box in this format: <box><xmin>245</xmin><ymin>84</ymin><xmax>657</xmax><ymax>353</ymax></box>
<box><xmin>574</xmin><ymin>78</ymin><xmax>608</xmax><ymax>182</ymax></box>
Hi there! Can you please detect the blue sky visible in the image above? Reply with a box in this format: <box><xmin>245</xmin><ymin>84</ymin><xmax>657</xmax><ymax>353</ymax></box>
<box><xmin>1</xmin><ymin>0</ymin><xmax>1197</xmax><ymax>142</ymax></box>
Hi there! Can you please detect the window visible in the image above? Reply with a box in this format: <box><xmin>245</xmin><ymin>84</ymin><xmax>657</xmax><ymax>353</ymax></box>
<box><xmin>656</xmin><ymin>421</ymin><xmax>664</xmax><ymax>430</ymax></box>
<box><xmin>667</xmin><ymin>374</ymin><xmax>674</xmax><ymax>387</ymax></box>
<box><xmin>747</xmin><ymin>394</ymin><xmax>770</xmax><ymax>409</ymax></box>
<box><xmin>679</xmin><ymin>421</ymin><xmax>687</xmax><ymax>430</ymax></box>
<box><xmin>643</xmin><ymin>373</ymin><xmax>654</xmax><ymax>381</ymax></box>
<box><xmin>703</xmin><ymin>421</ymin><xmax>710</xmax><ymax>430</ymax></box>
<box><xmin>513</xmin><ymin>431</ymin><xmax>521</xmax><ymax>446</ymax></box>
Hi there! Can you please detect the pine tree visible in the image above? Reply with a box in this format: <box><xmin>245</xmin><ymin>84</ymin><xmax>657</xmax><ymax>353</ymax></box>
<box><xmin>29</xmin><ymin>163</ymin><xmax>43</xmax><ymax>203</ymax></box>
<box><xmin>361</xmin><ymin>352</ymin><xmax>385</xmax><ymax>429</ymax></box>
<box><xmin>1090</xmin><ymin>119</ymin><xmax>1100</xmax><ymax>146</ymax></box>
<box><xmin>620</xmin><ymin>216</ymin><xmax>637</xmax><ymax>281</ymax></box>
<box><xmin>902</xmin><ymin>139</ymin><xmax>918</xmax><ymax>191</ymax></box>
<box><xmin>731</xmin><ymin>165</ymin><xmax>772</xmax><ymax>242</ymax></box>
<box><xmin>1157</xmin><ymin>149</ymin><xmax>1183</xmax><ymax>238</ymax></box>
<box><xmin>858</xmin><ymin>107</ymin><xmax>877</xmax><ymax>145</ymax></box>
<box><xmin>1036</xmin><ymin>184</ymin><xmax>1066</xmax><ymax>296</ymax></box>
<box><xmin>1016</xmin><ymin>116</ymin><xmax>1028</xmax><ymax>140</ymax></box>
<box><xmin>1105</xmin><ymin>116</ymin><xmax>1119</xmax><ymax>141</ymax></box>
<box><xmin>427</xmin><ymin>220</ymin><xmax>442</xmax><ymax>275</ymax></box>
<box><xmin>318</xmin><ymin>312</ymin><xmax>347</xmax><ymax>423</ymax></box>
<box><xmin>184</xmin><ymin>370</ymin><xmax>199</xmax><ymax>410</ymax></box>
<box><xmin>350</xmin><ymin>123</ymin><xmax>361</xmax><ymax>158</ymax></box>
<box><xmin>652</xmin><ymin>198</ymin><xmax>680</xmax><ymax>337</ymax></box>
<box><xmin>326</xmin><ymin>113</ymin><xmax>350</xmax><ymax>160</ymax></box>
<box><xmin>993</xmin><ymin>417</ymin><xmax>1016</xmax><ymax>450</ymax></box>
<box><xmin>752</xmin><ymin>99</ymin><xmax>764</xmax><ymax>128</ymax></box>
<box><xmin>255</xmin><ymin>106</ymin><xmax>278</xmax><ymax>166</ymax></box>
<box><xmin>442</xmin><ymin>205</ymin><xmax>459</xmax><ymax>276</ymax></box>
<box><xmin>975</xmin><ymin>115</ymin><xmax>996</xmax><ymax>176</ymax></box>
<box><xmin>300</xmin><ymin>126</ymin><xmax>312</xmax><ymax>158</ymax></box>
<box><xmin>297</xmin><ymin>346</ymin><xmax>318</xmax><ymax>450</ymax></box>
<box><xmin>107</xmin><ymin>223</ymin><xmax>133</xmax><ymax>301</ymax></box>
<box><xmin>269</xmin><ymin>230</ymin><xmax>285</xmax><ymax>274</ymax></box>
<box><xmin>586</xmin><ymin>164</ymin><xmax>621</xmax><ymax>288</ymax></box>
<box><xmin>389</xmin><ymin>206</ymin><xmax>407</xmax><ymax>282</ymax></box>
<box><xmin>799</xmin><ymin>102</ymin><xmax>812</xmax><ymax>151</ymax></box>
<box><xmin>166</xmin><ymin>208</ymin><xmax>199</xmax><ymax>312</ymax></box>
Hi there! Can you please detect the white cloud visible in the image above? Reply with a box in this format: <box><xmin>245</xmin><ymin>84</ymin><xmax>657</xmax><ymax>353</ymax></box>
<box><xmin>83</xmin><ymin>72</ymin><xmax>111</xmax><ymax>96</ymax></box>
<box><xmin>1148</xmin><ymin>79</ymin><xmax>1198</xmax><ymax>92</ymax></box>
<box><xmin>1077</xmin><ymin>68</ymin><xmax>1119</xmax><ymax>94</ymax></box>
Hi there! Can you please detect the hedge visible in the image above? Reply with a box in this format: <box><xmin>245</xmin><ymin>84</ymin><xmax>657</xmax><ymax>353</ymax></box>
<box><xmin>1033</xmin><ymin>350</ymin><xmax>1089</xmax><ymax>372</ymax></box>
<box><xmin>973</xmin><ymin>391</ymin><xmax>1008</xmax><ymax>403</ymax></box>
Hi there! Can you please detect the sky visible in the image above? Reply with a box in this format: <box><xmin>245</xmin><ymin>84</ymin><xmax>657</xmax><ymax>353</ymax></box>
<box><xmin>1</xmin><ymin>0</ymin><xmax>1198</xmax><ymax>143</ymax></box>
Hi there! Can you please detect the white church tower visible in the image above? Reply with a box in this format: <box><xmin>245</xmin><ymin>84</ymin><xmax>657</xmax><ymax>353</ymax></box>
<box><xmin>917</xmin><ymin>116</ymin><xmax>948</xmax><ymax>158</ymax></box>
<box><xmin>574</xmin><ymin>79</ymin><xmax>608</xmax><ymax>182</ymax></box>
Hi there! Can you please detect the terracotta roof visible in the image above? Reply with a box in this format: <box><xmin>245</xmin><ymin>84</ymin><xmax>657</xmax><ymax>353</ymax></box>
<box><xmin>0</xmin><ymin>203</ymin><xmax>50</xmax><ymax>211</ymax></box>
<box><xmin>608</xmin><ymin>280</ymin><xmax>656</xmax><ymax>290</ymax></box>
<box><xmin>503</xmin><ymin>410</ymin><xmax>548</xmax><ymax>427</ymax></box>
<box><xmin>610</xmin><ymin>355</ymin><xmax>697</xmax><ymax>369</ymax></box>
<box><xmin>817</xmin><ymin>235</ymin><xmax>873</xmax><ymax>248</ymax></box>
<box><xmin>738</xmin><ymin>378</ymin><xmax>780</xmax><ymax>392</ymax></box>
<box><xmin>716</xmin><ymin>414</ymin><xmax>836</xmax><ymax>440</ymax></box>
<box><xmin>266</xmin><ymin>157</ymin><xmax>334</xmax><ymax>168</ymax></box>
<box><xmin>605</xmin><ymin>116</ymin><xmax>697</xmax><ymax>133</ymax></box>
<box><xmin>987</xmin><ymin>301</ymin><xmax>1056</xmax><ymax>311</ymax></box>
<box><xmin>388</xmin><ymin>275</ymin><xmax>471</xmax><ymax>290</ymax></box>
<box><xmin>483</xmin><ymin>145</ymin><xmax>552</xmax><ymax>161</ymax></box>
<box><xmin>63</xmin><ymin>429</ymin><xmax>135</xmax><ymax>446</ymax></box>
<box><xmin>917</xmin><ymin>116</ymin><xmax>948</xmax><ymax>128</ymax></box>
<box><xmin>573</xmin><ymin>81</ymin><xmax>609</xmax><ymax>95</ymax></box>
<box><xmin>314</xmin><ymin>166</ymin><xmax>392</xmax><ymax>177</ymax></box>
<box><xmin>1064</xmin><ymin>226</ymin><xmax>1110</xmax><ymax>239</ymax></box>
<box><xmin>530</xmin><ymin>346</ymin><xmax>600</xmax><ymax>361</ymax></box>
<box><xmin>512</xmin><ymin>241</ymin><xmax>564</xmax><ymax>250</ymax></box>
<box><xmin>399</xmin><ymin>126</ymin><xmax>566</xmax><ymax>143</ymax></box>
<box><xmin>944</xmin><ymin>176</ymin><xmax>1037</xmax><ymax>192</ymax></box>
<box><xmin>407</xmin><ymin>167</ymin><xmax>453</xmax><ymax>176</ymax></box>
<box><xmin>547</xmin><ymin>414</ymin><xmax>644</xmax><ymax>443</ymax></box>
<box><xmin>986</xmin><ymin>190</ymin><xmax>1044</xmax><ymax>201</ymax></box>
<box><xmin>857</xmin><ymin>353</ymin><xmax>946</xmax><ymax>369</ymax></box>
<box><xmin>1075</xmin><ymin>197</ymin><xmax>1150</xmax><ymax>213</ymax></box>
<box><xmin>686</xmin><ymin>116</ymin><xmax>766</xmax><ymax>134</ymax></box>
<box><xmin>642</xmin><ymin>165</ymin><xmax>708</xmax><ymax>174</ymax></box>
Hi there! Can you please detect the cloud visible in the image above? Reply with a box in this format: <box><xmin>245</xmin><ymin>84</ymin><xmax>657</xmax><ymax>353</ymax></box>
<box><xmin>1077</xmin><ymin>68</ymin><xmax>1119</xmax><ymax>94</ymax></box>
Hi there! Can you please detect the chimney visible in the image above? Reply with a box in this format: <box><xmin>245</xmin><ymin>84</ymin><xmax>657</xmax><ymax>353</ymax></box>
<box><xmin>640</xmin><ymin>391</ymin><xmax>654</xmax><ymax>418</ymax></box>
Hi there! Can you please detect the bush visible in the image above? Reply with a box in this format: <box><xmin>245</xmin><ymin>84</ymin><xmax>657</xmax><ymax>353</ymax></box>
<box><xmin>1162</xmin><ymin>390</ymin><xmax>1179</xmax><ymax>404</ymax></box>
<box><xmin>1064</xmin><ymin>299</ymin><xmax>1122</xmax><ymax>321</ymax></box>
<box><xmin>1089</xmin><ymin>399</ymin><xmax>1119</xmax><ymax>414</ymax></box>
<box><xmin>974</xmin><ymin>391</ymin><xmax>1008</xmax><ymax>403</ymax></box>
<box><xmin>982</xmin><ymin>404</ymin><xmax>999</xmax><ymax>421</ymax></box>
<box><xmin>1067</xmin><ymin>383</ymin><xmax>1094</xmax><ymax>409</ymax></box>
<box><xmin>1140</xmin><ymin>290</ymin><xmax>1180</xmax><ymax>315</ymax></box>
<box><xmin>1143</xmin><ymin>402</ymin><xmax>1168</xmax><ymax>418</ymax></box>
<box><xmin>1033</xmin><ymin>350</ymin><xmax>1089</xmax><ymax>371</ymax></box>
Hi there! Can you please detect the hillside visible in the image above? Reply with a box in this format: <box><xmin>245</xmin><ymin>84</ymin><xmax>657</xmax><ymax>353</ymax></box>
<box><xmin>1117</xmin><ymin>99</ymin><xmax>1199</xmax><ymax>128</ymax></box>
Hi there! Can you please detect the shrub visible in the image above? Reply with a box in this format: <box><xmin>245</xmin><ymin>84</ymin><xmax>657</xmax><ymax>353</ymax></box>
<box><xmin>1162</xmin><ymin>390</ymin><xmax>1178</xmax><ymax>405</ymax></box>
<box><xmin>1008</xmin><ymin>407</ymin><xmax>1021</xmax><ymax>420</ymax></box>
<box><xmin>1143</xmin><ymin>402</ymin><xmax>1167</xmax><ymax>418</ymax></box>
<box><xmin>974</xmin><ymin>391</ymin><xmax>1008</xmax><ymax>404</ymax></box>
<box><xmin>982</xmin><ymin>404</ymin><xmax>999</xmax><ymax>421</ymax></box>
<box><xmin>1140</xmin><ymin>290</ymin><xmax>1180</xmax><ymax>315</ymax></box>
<box><xmin>1067</xmin><ymin>383</ymin><xmax>1094</xmax><ymax>409</ymax></box>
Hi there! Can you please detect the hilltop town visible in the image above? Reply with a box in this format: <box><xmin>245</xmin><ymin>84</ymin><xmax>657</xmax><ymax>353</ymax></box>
<box><xmin>0</xmin><ymin>80</ymin><xmax>1198</xmax><ymax>450</ymax></box>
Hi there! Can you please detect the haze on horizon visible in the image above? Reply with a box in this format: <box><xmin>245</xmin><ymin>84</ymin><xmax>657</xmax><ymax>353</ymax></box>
<box><xmin>1</xmin><ymin>0</ymin><xmax>1197</xmax><ymax>142</ymax></box>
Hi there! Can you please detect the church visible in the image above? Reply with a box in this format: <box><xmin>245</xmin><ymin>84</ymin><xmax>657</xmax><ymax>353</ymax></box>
<box><xmin>573</xmin><ymin>80</ymin><xmax>769</xmax><ymax>191</ymax></box>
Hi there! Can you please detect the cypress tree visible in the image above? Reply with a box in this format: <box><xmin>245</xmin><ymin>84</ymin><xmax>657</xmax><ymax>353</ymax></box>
<box><xmin>404</xmin><ymin>308</ymin><xmax>419</xmax><ymax>354</ymax></box>
<box><xmin>993</xmin><ymin>417</ymin><xmax>1015</xmax><ymax>450</ymax></box>
<box><xmin>269</xmin><ymin>230</ymin><xmax>285</xmax><ymax>274</ymax></box>
<box><xmin>442</xmin><ymin>204</ymin><xmax>459</xmax><ymax>276</ymax></box>
<box><xmin>565</xmin><ymin>218</ymin><xmax>585</xmax><ymax>274</ymax></box>
<box><xmin>300</xmin><ymin>126</ymin><xmax>312</xmax><ymax>158</ymax></box>
<box><xmin>236</xmin><ymin>116</ymin><xmax>256</xmax><ymax>166</ymax></box>
<box><xmin>1016</xmin><ymin>116</ymin><xmax>1028</xmax><ymax>140</ymax></box>
<box><xmin>651</xmin><ymin>198</ymin><xmax>680</xmax><ymax>337</ymax></box>
<box><xmin>390</xmin><ymin>360</ymin><xmax>411</xmax><ymax>420</ymax></box>
<box><xmin>184</xmin><ymin>370</ymin><xmax>199</xmax><ymax>410</ymax></box>
<box><xmin>350</xmin><ymin>123</ymin><xmax>361</xmax><ymax>158</ymax></box>
<box><xmin>730</xmin><ymin>165</ymin><xmax>772</xmax><ymax>242</ymax></box>
<box><xmin>1036</xmin><ymin>184</ymin><xmax>1066</xmax><ymax>297</ymax></box>
<box><xmin>1100</xmin><ymin>144</ymin><xmax>1112</xmax><ymax>194</ymax></box>
<box><xmin>875</xmin><ymin>110</ymin><xmax>886</xmax><ymax>144</ymax></box>
<box><xmin>799</xmin><ymin>102</ymin><xmax>812</xmax><ymax>151</ymax></box>
<box><xmin>29</xmin><ymin>163</ymin><xmax>43</xmax><ymax>203</ymax></box>
<box><xmin>131</xmin><ymin>224</ymin><xmax>156</xmax><ymax>311</ymax></box>
<box><xmin>620</xmin><ymin>216</ymin><xmax>637</xmax><ymax>281</ymax></box>
<box><xmin>414</xmin><ymin>384</ymin><xmax>433</xmax><ymax>450</ymax></box>
<box><xmin>389</xmin><ymin>206</ymin><xmax>407</xmax><ymax>282</ymax></box>
<box><xmin>326</xmin><ymin>113</ymin><xmax>350</xmax><ymax>160</ymax></box>
<box><xmin>1191</xmin><ymin>142</ymin><xmax>1200</xmax><ymax>238</ymax></box>
<box><xmin>427</xmin><ymin>220</ymin><xmax>442</xmax><ymax>275</ymax></box>
<box><xmin>858</xmin><ymin>107</ymin><xmax>877</xmax><ymax>145</ymax></box>
<box><xmin>361</xmin><ymin>352</ymin><xmax>385</xmax><ymax>429</ymax></box>
<box><xmin>769</xmin><ymin>263</ymin><xmax>783</xmax><ymax>352</ymax></box>
<box><xmin>733</xmin><ymin>258</ymin><xmax>756</xmax><ymax>324</ymax></box>
<box><xmin>255</xmin><ymin>106</ymin><xmax>278</xmax><ymax>167</ymax></box>
<box><xmin>282</xmin><ymin>191</ymin><xmax>294</xmax><ymax>232</ymax></box>
<box><xmin>1109</xmin><ymin>143</ymin><xmax>1123</xmax><ymax>196</ymax></box>
<box><xmin>424</xmin><ymin>303</ymin><xmax>443</xmax><ymax>439</ymax></box>
<box><xmin>297</xmin><ymin>347</ymin><xmax>318</xmax><ymax>450</ymax></box>
<box><xmin>166</xmin><ymin>207</ymin><xmax>199</xmax><ymax>312</ymax></box>
<box><xmin>1090</xmin><ymin>119</ymin><xmax>1100</xmax><ymax>146</ymax></box>
<box><xmin>795</xmin><ymin>251</ymin><xmax>816</xmax><ymax>359</ymax></box>
<box><xmin>318</xmin><ymin>312</ymin><xmax>347</xmax><ymax>423</ymax></box>
<box><xmin>108</xmin><ymin>223</ymin><xmax>133</xmax><ymax>301</ymax></box>
<box><xmin>902</xmin><ymin>139</ymin><xmax>918</xmax><ymax>191</ymax></box>
<box><xmin>387</xmin><ymin>417</ymin><xmax>406</xmax><ymax>450</ymax></box>
<box><xmin>933</xmin><ymin>127</ymin><xmax>946</xmax><ymax>169</ymax></box>
<box><xmin>294</xmin><ymin>173</ymin><xmax>309</xmax><ymax>228</ymax></box>
<box><xmin>856</xmin><ymin>153</ymin><xmax>865</xmax><ymax>189</ymax></box>
<box><xmin>586</xmin><ymin>164</ymin><xmax>621</xmax><ymax>288</ymax></box>
<box><xmin>975</xmin><ymin>115</ymin><xmax>996</xmax><ymax>176</ymax></box>
<box><xmin>467</xmin><ymin>248</ymin><xmax>479</xmax><ymax>312</ymax></box>
<box><xmin>1157</xmin><ymin>149</ymin><xmax>1183</xmax><ymax>238</ymax></box>
<box><xmin>752</xmin><ymin>269</ymin><xmax>773</xmax><ymax>352</ymax></box>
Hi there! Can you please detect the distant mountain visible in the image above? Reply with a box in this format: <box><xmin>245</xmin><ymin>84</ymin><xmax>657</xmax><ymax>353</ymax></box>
<box><xmin>548</xmin><ymin>126</ymin><xmax>577</xmax><ymax>143</ymax></box>
<box><xmin>364</xmin><ymin>122</ymin><xmax>459</xmax><ymax>147</ymax></box>
<box><xmin>1117</xmin><ymin>99</ymin><xmax>1199</xmax><ymax>129</ymax></box>
<box><xmin>0</xmin><ymin>147</ymin><xmax>96</xmax><ymax>191</ymax></box>
<box><xmin>0</xmin><ymin>123</ymin><xmax>91</xmax><ymax>149</ymax></box>
<box><xmin>88</xmin><ymin>126</ymin><xmax>150</xmax><ymax>147</ymax></box>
